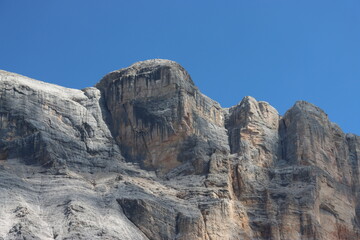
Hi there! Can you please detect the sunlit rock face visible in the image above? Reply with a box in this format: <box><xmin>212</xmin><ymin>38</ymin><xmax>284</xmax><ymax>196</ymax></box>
<box><xmin>96</xmin><ymin>59</ymin><xmax>228</xmax><ymax>176</ymax></box>
<box><xmin>0</xmin><ymin>60</ymin><xmax>360</xmax><ymax>240</ymax></box>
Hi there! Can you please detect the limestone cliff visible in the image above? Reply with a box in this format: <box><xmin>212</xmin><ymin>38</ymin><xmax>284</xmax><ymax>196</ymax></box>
<box><xmin>0</xmin><ymin>59</ymin><xmax>359</xmax><ymax>240</ymax></box>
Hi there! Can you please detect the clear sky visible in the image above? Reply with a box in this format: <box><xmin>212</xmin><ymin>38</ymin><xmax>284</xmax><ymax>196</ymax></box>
<box><xmin>1</xmin><ymin>1</ymin><xmax>359</xmax><ymax>134</ymax></box>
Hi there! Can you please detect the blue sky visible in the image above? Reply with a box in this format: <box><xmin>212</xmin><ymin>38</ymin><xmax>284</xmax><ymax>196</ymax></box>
<box><xmin>1</xmin><ymin>1</ymin><xmax>359</xmax><ymax>134</ymax></box>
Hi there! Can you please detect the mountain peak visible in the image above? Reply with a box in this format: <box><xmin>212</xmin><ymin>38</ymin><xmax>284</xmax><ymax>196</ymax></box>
<box><xmin>0</xmin><ymin>61</ymin><xmax>359</xmax><ymax>240</ymax></box>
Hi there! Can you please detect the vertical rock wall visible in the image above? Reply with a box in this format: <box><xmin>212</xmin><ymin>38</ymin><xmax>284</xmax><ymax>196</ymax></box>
<box><xmin>1</xmin><ymin>60</ymin><xmax>360</xmax><ymax>239</ymax></box>
<box><xmin>96</xmin><ymin>59</ymin><xmax>228</xmax><ymax>175</ymax></box>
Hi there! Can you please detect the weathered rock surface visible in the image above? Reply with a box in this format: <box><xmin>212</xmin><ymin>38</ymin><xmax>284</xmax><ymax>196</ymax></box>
<box><xmin>0</xmin><ymin>60</ymin><xmax>359</xmax><ymax>240</ymax></box>
<box><xmin>96</xmin><ymin>59</ymin><xmax>228</xmax><ymax>176</ymax></box>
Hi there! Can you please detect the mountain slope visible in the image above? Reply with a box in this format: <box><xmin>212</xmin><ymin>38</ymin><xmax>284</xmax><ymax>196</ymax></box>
<box><xmin>0</xmin><ymin>60</ymin><xmax>359</xmax><ymax>240</ymax></box>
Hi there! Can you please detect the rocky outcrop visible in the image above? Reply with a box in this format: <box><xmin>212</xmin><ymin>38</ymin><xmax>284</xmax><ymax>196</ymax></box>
<box><xmin>96</xmin><ymin>59</ymin><xmax>228</xmax><ymax>176</ymax></box>
<box><xmin>0</xmin><ymin>71</ymin><xmax>123</xmax><ymax>171</ymax></box>
<box><xmin>0</xmin><ymin>60</ymin><xmax>359</xmax><ymax>240</ymax></box>
<box><xmin>275</xmin><ymin>101</ymin><xmax>360</xmax><ymax>239</ymax></box>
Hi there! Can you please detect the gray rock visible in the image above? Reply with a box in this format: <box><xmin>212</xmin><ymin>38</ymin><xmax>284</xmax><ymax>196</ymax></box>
<box><xmin>96</xmin><ymin>59</ymin><xmax>228</xmax><ymax>176</ymax></box>
<box><xmin>0</xmin><ymin>60</ymin><xmax>360</xmax><ymax>240</ymax></box>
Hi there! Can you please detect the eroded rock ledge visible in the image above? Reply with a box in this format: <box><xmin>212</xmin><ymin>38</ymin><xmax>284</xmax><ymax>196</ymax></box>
<box><xmin>0</xmin><ymin>59</ymin><xmax>359</xmax><ymax>240</ymax></box>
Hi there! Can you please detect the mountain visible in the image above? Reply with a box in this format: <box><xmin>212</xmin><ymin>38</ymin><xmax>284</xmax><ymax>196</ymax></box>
<box><xmin>0</xmin><ymin>59</ymin><xmax>359</xmax><ymax>240</ymax></box>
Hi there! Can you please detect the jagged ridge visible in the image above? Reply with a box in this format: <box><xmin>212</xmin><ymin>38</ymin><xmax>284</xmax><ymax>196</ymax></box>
<box><xmin>0</xmin><ymin>60</ymin><xmax>359</xmax><ymax>240</ymax></box>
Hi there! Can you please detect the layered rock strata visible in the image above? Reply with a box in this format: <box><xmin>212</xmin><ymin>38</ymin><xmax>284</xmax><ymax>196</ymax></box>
<box><xmin>96</xmin><ymin>60</ymin><xmax>228</xmax><ymax>176</ymax></box>
<box><xmin>0</xmin><ymin>59</ymin><xmax>359</xmax><ymax>240</ymax></box>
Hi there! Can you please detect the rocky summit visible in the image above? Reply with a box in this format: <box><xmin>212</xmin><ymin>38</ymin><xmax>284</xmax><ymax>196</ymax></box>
<box><xmin>0</xmin><ymin>59</ymin><xmax>359</xmax><ymax>240</ymax></box>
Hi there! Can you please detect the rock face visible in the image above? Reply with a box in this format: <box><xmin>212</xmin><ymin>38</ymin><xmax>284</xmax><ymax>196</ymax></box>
<box><xmin>0</xmin><ymin>60</ymin><xmax>359</xmax><ymax>240</ymax></box>
<box><xmin>96</xmin><ymin>59</ymin><xmax>227</xmax><ymax>176</ymax></box>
